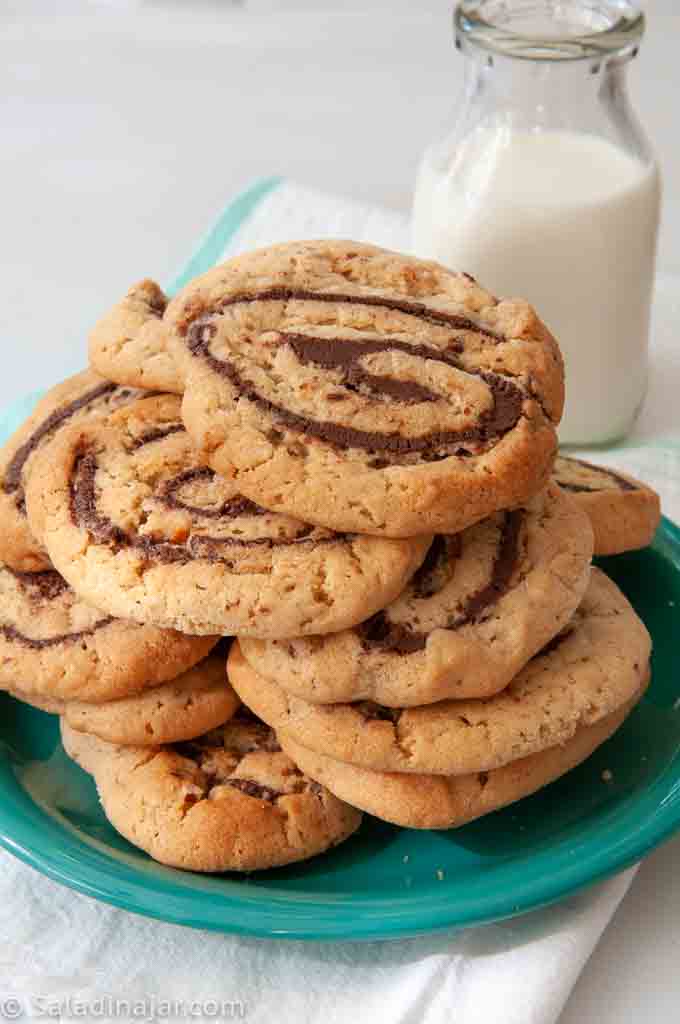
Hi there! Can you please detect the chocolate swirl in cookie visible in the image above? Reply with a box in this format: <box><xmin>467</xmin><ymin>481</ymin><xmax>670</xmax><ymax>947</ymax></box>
<box><xmin>0</xmin><ymin>565</ymin><xmax>113</xmax><ymax>649</ymax></box>
<box><xmin>69</xmin><ymin>422</ymin><xmax>346</xmax><ymax>567</ymax></box>
<box><xmin>173</xmin><ymin>715</ymin><xmax>316</xmax><ymax>805</ymax></box>
<box><xmin>555</xmin><ymin>455</ymin><xmax>637</xmax><ymax>493</ymax></box>
<box><xmin>127</xmin><ymin>423</ymin><xmax>185</xmax><ymax>452</ymax></box>
<box><xmin>355</xmin><ymin>702</ymin><xmax>402</xmax><ymax>724</ymax></box>
<box><xmin>354</xmin><ymin>619</ymin><xmax>575</xmax><ymax>727</ymax></box>
<box><xmin>183</xmin><ymin>288</ymin><xmax>525</xmax><ymax>466</ymax></box>
<box><xmin>6</xmin><ymin>566</ymin><xmax>70</xmax><ymax>601</ymax></box>
<box><xmin>0</xmin><ymin>616</ymin><xmax>114</xmax><ymax>651</ymax></box>
<box><xmin>159</xmin><ymin>468</ymin><xmax>267</xmax><ymax>521</ymax></box>
<box><xmin>357</xmin><ymin>508</ymin><xmax>524</xmax><ymax>655</ymax></box>
<box><xmin>2</xmin><ymin>381</ymin><xmax>140</xmax><ymax>515</ymax></box>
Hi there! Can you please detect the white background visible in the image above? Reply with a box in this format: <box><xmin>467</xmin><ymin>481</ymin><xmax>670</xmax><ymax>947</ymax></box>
<box><xmin>1</xmin><ymin>2</ymin><xmax>680</xmax><ymax>1020</ymax></box>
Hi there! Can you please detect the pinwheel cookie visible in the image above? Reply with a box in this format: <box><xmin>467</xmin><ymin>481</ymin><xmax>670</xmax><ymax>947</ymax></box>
<box><xmin>0</xmin><ymin>370</ymin><xmax>144</xmax><ymax>572</ymax></box>
<box><xmin>280</xmin><ymin>679</ymin><xmax>646</xmax><ymax>830</ymax></box>
<box><xmin>26</xmin><ymin>394</ymin><xmax>430</xmax><ymax>636</ymax></box>
<box><xmin>553</xmin><ymin>455</ymin><xmax>660</xmax><ymax>555</ymax></box>
<box><xmin>228</xmin><ymin>570</ymin><xmax>650</xmax><ymax>775</ymax></box>
<box><xmin>12</xmin><ymin>644</ymin><xmax>237</xmax><ymax>746</ymax></box>
<box><xmin>61</xmin><ymin>711</ymin><xmax>362</xmax><ymax>871</ymax></box>
<box><xmin>0</xmin><ymin>559</ymin><xmax>216</xmax><ymax>703</ymax></box>
<box><xmin>89</xmin><ymin>279</ymin><xmax>181</xmax><ymax>393</ymax></box>
<box><xmin>168</xmin><ymin>240</ymin><xmax>564</xmax><ymax>537</ymax></box>
<box><xmin>240</xmin><ymin>482</ymin><xmax>593</xmax><ymax>706</ymax></box>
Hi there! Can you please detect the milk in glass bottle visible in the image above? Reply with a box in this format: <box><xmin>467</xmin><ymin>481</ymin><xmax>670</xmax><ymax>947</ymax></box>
<box><xmin>412</xmin><ymin>1</ymin><xmax>660</xmax><ymax>445</ymax></box>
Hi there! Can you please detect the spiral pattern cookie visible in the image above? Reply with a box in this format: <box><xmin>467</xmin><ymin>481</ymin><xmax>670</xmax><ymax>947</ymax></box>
<box><xmin>553</xmin><ymin>455</ymin><xmax>661</xmax><ymax>556</ymax></box>
<box><xmin>228</xmin><ymin>569</ymin><xmax>650</xmax><ymax>775</ymax></box>
<box><xmin>11</xmin><ymin>644</ymin><xmax>239</xmax><ymax>746</ymax></box>
<box><xmin>0</xmin><ymin>370</ymin><xmax>145</xmax><ymax>572</ymax></box>
<box><xmin>0</xmin><ymin>560</ymin><xmax>217</xmax><ymax>703</ymax></box>
<box><xmin>279</xmin><ymin>679</ymin><xmax>646</xmax><ymax>829</ymax></box>
<box><xmin>241</xmin><ymin>482</ymin><xmax>593</xmax><ymax>706</ymax></box>
<box><xmin>89</xmin><ymin>279</ymin><xmax>182</xmax><ymax>393</ymax></box>
<box><xmin>26</xmin><ymin>394</ymin><xmax>430</xmax><ymax>637</ymax></box>
<box><xmin>167</xmin><ymin>240</ymin><xmax>564</xmax><ymax>537</ymax></box>
<box><xmin>61</xmin><ymin>711</ymin><xmax>362</xmax><ymax>871</ymax></box>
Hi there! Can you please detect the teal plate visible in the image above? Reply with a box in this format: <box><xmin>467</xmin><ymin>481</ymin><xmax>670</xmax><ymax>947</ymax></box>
<box><xmin>1</xmin><ymin>399</ymin><xmax>680</xmax><ymax>939</ymax></box>
<box><xmin>1</xmin><ymin>525</ymin><xmax>679</xmax><ymax>940</ymax></box>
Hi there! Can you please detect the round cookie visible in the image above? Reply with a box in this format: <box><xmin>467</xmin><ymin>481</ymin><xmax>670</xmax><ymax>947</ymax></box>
<box><xmin>168</xmin><ymin>240</ymin><xmax>563</xmax><ymax>538</ymax></box>
<box><xmin>0</xmin><ymin>370</ymin><xmax>145</xmax><ymax>572</ymax></box>
<box><xmin>0</xmin><ymin>560</ymin><xmax>217</xmax><ymax>703</ymax></box>
<box><xmin>25</xmin><ymin>394</ymin><xmax>430</xmax><ymax>637</ymax></box>
<box><xmin>279</xmin><ymin>680</ymin><xmax>645</xmax><ymax>829</ymax></box>
<box><xmin>89</xmin><ymin>279</ymin><xmax>182</xmax><ymax>394</ymax></box>
<box><xmin>553</xmin><ymin>455</ymin><xmax>661</xmax><ymax>556</ymax></box>
<box><xmin>228</xmin><ymin>568</ymin><xmax>650</xmax><ymax>775</ymax></box>
<box><xmin>11</xmin><ymin>645</ymin><xmax>239</xmax><ymax>746</ymax></box>
<box><xmin>60</xmin><ymin>711</ymin><xmax>362</xmax><ymax>872</ymax></box>
<box><xmin>241</xmin><ymin>483</ymin><xmax>593</xmax><ymax>706</ymax></box>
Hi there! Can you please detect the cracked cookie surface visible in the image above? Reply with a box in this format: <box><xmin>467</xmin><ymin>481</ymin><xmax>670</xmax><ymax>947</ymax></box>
<box><xmin>553</xmin><ymin>455</ymin><xmax>661</xmax><ymax>556</ymax></box>
<box><xmin>240</xmin><ymin>483</ymin><xmax>593</xmax><ymax>705</ymax></box>
<box><xmin>26</xmin><ymin>394</ymin><xmax>430</xmax><ymax>636</ymax></box>
<box><xmin>89</xmin><ymin>279</ymin><xmax>182</xmax><ymax>393</ymax></box>
<box><xmin>279</xmin><ymin>677</ymin><xmax>646</xmax><ymax>829</ymax></box>
<box><xmin>228</xmin><ymin>569</ymin><xmax>650</xmax><ymax>775</ymax></box>
<box><xmin>0</xmin><ymin>559</ymin><xmax>216</xmax><ymax>702</ymax></box>
<box><xmin>12</xmin><ymin>643</ymin><xmax>237</xmax><ymax>745</ymax></box>
<box><xmin>167</xmin><ymin>240</ymin><xmax>564</xmax><ymax>537</ymax></box>
<box><xmin>0</xmin><ymin>370</ymin><xmax>145</xmax><ymax>572</ymax></box>
<box><xmin>61</xmin><ymin>710</ymin><xmax>362</xmax><ymax>871</ymax></box>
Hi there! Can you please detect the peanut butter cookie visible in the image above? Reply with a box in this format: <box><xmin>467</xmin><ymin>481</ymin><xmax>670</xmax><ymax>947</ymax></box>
<box><xmin>0</xmin><ymin>560</ymin><xmax>216</xmax><ymax>703</ymax></box>
<box><xmin>26</xmin><ymin>394</ymin><xmax>430</xmax><ymax>636</ymax></box>
<box><xmin>241</xmin><ymin>483</ymin><xmax>593</xmax><ymax>706</ymax></box>
<box><xmin>168</xmin><ymin>240</ymin><xmax>564</xmax><ymax>537</ymax></box>
<box><xmin>0</xmin><ymin>370</ymin><xmax>144</xmax><ymax>572</ymax></box>
<box><xmin>553</xmin><ymin>455</ymin><xmax>660</xmax><ymax>555</ymax></box>
<box><xmin>279</xmin><ymin>678</ymin><xmax>646</xmax><ymax>829</ymax></box>
<box><xmin>11</xmin><ymin>644</ymin><xmax>238</xmax><ymax>746</ymax></box>
<box><xmin>61</xmin><ymin>711</ymin><xmax>362</xmax><ymax>871</ymax></box>
<box><xmin>228</xmin><ymin>569</ymin><xmax>650</xmax><ymax>775</ymax></box>
<box><xmin>89</xmin><ymin>279</ymin><xmax>182</xmax><ymax>393</ymax></box>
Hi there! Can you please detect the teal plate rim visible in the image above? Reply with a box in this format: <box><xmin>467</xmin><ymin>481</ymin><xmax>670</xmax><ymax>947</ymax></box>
<box><xmin>0</xmin><ymin>518</ymin><xmax>679</xmax><ymax>941</ymax></box>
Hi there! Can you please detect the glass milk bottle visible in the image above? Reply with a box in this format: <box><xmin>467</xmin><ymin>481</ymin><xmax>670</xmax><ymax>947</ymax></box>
<box><xmin>412</xmin><ymin>1</ymin><xmax>661</xmax><ymax>445</ymax></box>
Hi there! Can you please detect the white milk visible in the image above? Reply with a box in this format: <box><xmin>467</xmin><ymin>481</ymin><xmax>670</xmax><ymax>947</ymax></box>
<box><xmin>412</xmin><ymin>131</ymin><xmax>661</xmax><ymax>444</ymax></box>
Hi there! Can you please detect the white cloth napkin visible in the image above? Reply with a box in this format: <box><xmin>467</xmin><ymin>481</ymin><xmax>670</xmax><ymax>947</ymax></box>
<box><xmin>3</xmin><ymin>179</ymin><xmax>679</xmax><ymax>1024</ymax></box>
<box><xmin>0</xmin><ymin>856</ymin><xmax>634</xmax><ymax>1023</ymax></box>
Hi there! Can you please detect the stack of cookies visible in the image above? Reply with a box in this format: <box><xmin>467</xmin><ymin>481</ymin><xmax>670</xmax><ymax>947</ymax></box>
<box><xmin>1</xmin><ymin>240</ymin><xmax>659</xmax><ymax>870</ymax></box>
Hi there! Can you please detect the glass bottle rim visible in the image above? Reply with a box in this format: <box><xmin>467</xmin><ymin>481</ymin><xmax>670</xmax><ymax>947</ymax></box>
<box><xmin>454</xmin><ymin>1</ymin><xmax>645</xmax><ymax>62</ymax></box>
